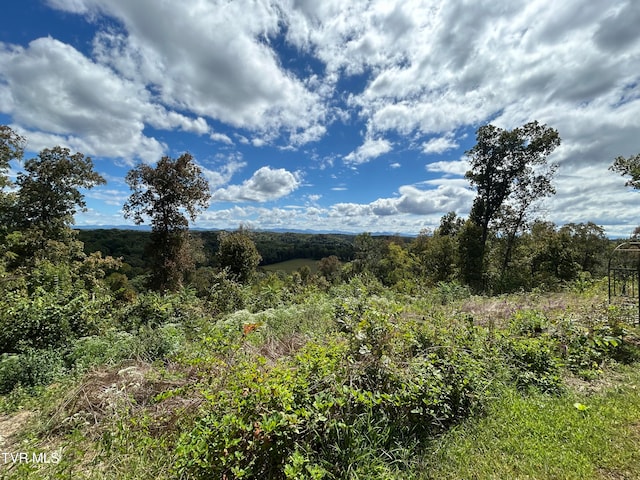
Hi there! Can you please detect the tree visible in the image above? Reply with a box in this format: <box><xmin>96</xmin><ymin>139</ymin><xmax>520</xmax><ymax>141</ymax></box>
<box><xmin>436</xmin><ymin>211</ymin><xmax>464</xmax><ymax>237</ymax></box>
<box><xmin>0</xmin><ymin>126</ymin><xmax>25</xmax><ymax>239</ymax></box>
<box><xmin>558</xmin><ymin>222</ymin><xmax>608</xmax><ymax>276</ymax></box>
<box><xmin>465</xmin><ymin>121</ymin><xmax>560</xmax><ymax>289</ymax></box>
<box><xmin>352</xmin><ymin>233</ymin><xmax>385</xmax><ymax>276</ymax></box>
<box><xmin>14</xmin><ymin>147</ymin><xmax>105</xmax><ymax>237</ymax></box>
<box><xmin>495</xmin><ymin>159</ymin><xmax>557</xmax><ymax>279</ymax></box>
<box><xmin>6</xmin><ymin>146</ymin><xmax>105</xmax><ymax>266</ymax></box>
<box><xmin>216</xmin><ymin>230</ymin><xmax>262</xmax><ymax>283</ymax></box>
<box><xmin>0</xmin><ymin>125</ymin><xmax>25</xmax><ymax>190</ymax></box>
<box><xmin>318</xmin><ymin>255</ymin><xmax>342</xmax><ymax>283</ymax></box>
<box><xmin>610</xmin><ymin>153</ymin><xmax>640</xmax><ymax>189</ymax></box>
<box><xmin>124</xmin><ymin>153</ymin><xmax>210</xmax><ymax>291</ymax></box>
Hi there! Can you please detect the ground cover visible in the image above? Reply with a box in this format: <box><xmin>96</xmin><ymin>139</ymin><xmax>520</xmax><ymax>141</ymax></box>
<box><xmin>0</xmin><ymin>279</ymin><xmax>638</xmax><ymax>479</ymax></box>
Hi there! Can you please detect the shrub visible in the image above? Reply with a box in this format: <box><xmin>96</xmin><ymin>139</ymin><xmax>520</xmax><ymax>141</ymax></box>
<box><xmin>117</xmin><ymin>291</ymin><xmax>174</xmax><ymax>331</ymax></box>
<box><xmin>434</xmin><ymin>281</ymin><xmax>471</xmax><ymax>305</ymax></box>
<box><xmin>175</xmin><ymin>299</ymin><xmax>497</xmax><ymax>479</ymax></box>
<box><xmin>70</xmin><ymin>331</ymin><xmax>140</xmax><ymax>369</ymax></box>
<box><xmin>0</xmin><ymin>348</ymin><xmax>66</xmax><ymax>394</ymax></box>
<box><xmin>0</xmin><ymin>289</ymin><xmax>106</xmax><ymax>352</ymax></box>
<box><xmin>206</xmin><ymin>269</ymin><xmax>248</xmax><ymax>314</ymax></box>
<box><xmin>510</xmin><ymin>310</ymin><xmax>549</xmax><ymax>336</ymax></box>
<box><xmin>502</xmin><ymin>336</ymin><xmax>562</xmax><ymax>393</ymax></box>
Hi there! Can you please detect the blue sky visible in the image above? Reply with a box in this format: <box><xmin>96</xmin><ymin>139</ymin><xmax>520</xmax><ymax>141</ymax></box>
<box><xmin>1</xmin><ymin>0</ymin><xmax>639</xmax><ymax>235</ymax></box>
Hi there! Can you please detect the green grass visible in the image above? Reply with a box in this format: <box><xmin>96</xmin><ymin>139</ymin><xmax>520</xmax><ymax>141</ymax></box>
<box><xmin>260</xmin><ymin>258</ymin><xmax>319</xmax><ymax>273</ymax></box>
<box><xmin>420</xmin><ymin>365</ymin><xmax>640</xmax><ymax>480</ymax></box>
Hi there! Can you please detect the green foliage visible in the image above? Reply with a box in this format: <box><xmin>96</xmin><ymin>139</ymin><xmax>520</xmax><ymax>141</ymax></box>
<box><xmin>434</xmin><ymin>281</ymin><xmax>471</xmax><ymax>305</ymax></box>
<box><xmin>411</xmin><ymin>231</ymin><xmax>458</xmax><ymax>285</ymax></box>
<box><xmin>317</xmin><ymin>255</ymin><xmax>341</xmax><ymax>283</ymax></box>
<box><xmin>510</xmin><ymin>310</ymin><xmax>549</xmax><ymax>336</ymax></box>
<box><xmin>216</xmin><ymin>230</ymin><xmax>262</xmax><ymax>284</ymax></box>
<box><xmin>117</xmin><ymin>288</ymin><xmax>204</xmax><ymax>332</ymax></box>
<box><xmin>551</xmin><ymin>307</ymin><xmax>632</xmax><ymax>378</ymax></box>
<box><xmin>465</xmin><ymin>121</ymin><xmax>560</xmax><ymax>291</ymax></box>
<box><xmin>426</xmin><ymin>367</ymin><xmax>640</xmax><ymax>479</ymax></box>
<box><xmin>351</xmin><ymin>232</ymin><xmax>385</xmax><ymax>276</ymax></box>
<box><xmin>502</xmin><ymin>336</ymin><xmax>563</xmax><ymax>393</ymax></box>
<box><xmin>206</xmin><ymin>268</ymin><xmax>248</xmax><ymax>314</ymax></box>
<box><xmin>124</xmin><ymin>153</ymin><xmax>211</xmax><ymax>291</ymax></box>
<box><xmin>457</xmin><ymin>220</ymin><xmax>485</xmax><ymax>290</ymax></box>
<box><xmin>0</xmin><ymin>126</ymin><xmax>25</xmax><ymax>237</ymax></box>
<box><xmin>610</xmin><ymin>151</ymin><xmax>640</xmax><ymax>189</ymax></box>
<box><xmin>0</xmin><ymin>125</ymin><xmax>25</xmax><ymax>185</ymax></box>
<box><xmin>0</xmin><ymin>288</ymin><xmax>107</xmax><ymax>352</ymax></box>
<box><xmin>175</xmin><ymin>297</ymin><xmax>497</xmax><ymax>479</ymax></box>
<box><xmin>0</xmin><ymin>348</ymin><xmax>66</xmax><ymax>394</ymax></box>
<box><xmin>14</xmin><ymin>146</ymin><xmax>105</xmax><ymax>245</ymax></box>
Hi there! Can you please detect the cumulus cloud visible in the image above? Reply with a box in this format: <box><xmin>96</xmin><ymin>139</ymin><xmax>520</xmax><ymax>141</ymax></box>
<box><xmin>3</xmin><ymin>0</ymin><xmax>640</xmax><ymax>234</ymax></box>
<box><xmin>329</xmin><ymin>182</ymin><xmax>473</xmax><ymax>219</ymax></box>
<box><xmin>422</xmin><ymin>134</ymin><xmax>459</xmax><ymax>155</ymax></box>
<box><xmin>344</xmin><ymin>137</ymin><xmax>392</xmax><ymax>165</ymax></box>
<box><xmin>210</xmin><ymin>132</ymin><xmax>233</xmax><ymax>145</ymax></box>
<box><xmin>53</xmin><ymin>0</ymin><xmax>329</xmax><ymax>145</ymax></box>
<box><xmin>212</xmin><ymin>166</ymin><xmax>301</xmax><ymax>202</ymax></box>
<box><xmin>85</xmin><ymin>188</ymin><xmax>130</xmax><ymax>206</ymax></box>
<box><xmin>0</xmin><ymin>37</ymin><xmax>208</xmax><ymax>163</ymax></box>
<box><xmin>198</xmin><ymin>155</ymin><xmax>247</xmax><ymax>189</ymax></box>
<box><xmin>426</xmin><ymin>160</ymin><xmax>469</xmax><ymax>176</ymax></box>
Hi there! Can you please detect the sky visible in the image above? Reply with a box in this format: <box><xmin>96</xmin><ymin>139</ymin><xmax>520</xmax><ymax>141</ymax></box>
<box><xmin>0</xmin><ymin>0</ymin><xmax>639</xmax><ymax>236</ymax></box>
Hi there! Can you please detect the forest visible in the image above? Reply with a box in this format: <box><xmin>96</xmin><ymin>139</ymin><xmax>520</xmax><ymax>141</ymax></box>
<box><xmin>1</xmin><ymin>122</ymin><xmax>640</xmax><ymax>479</ymax></box>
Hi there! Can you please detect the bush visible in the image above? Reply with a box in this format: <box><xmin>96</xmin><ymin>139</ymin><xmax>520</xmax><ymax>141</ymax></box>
<box><xmin>0</xmin><ymin>289</ymin><xmax>106</xmax><ymax>352</ymax></box>
<box><xmin>71</xmin><ymin>324</ymin><xmax>186</xmax><ymax>369</ymax></box>
<box><xmin>0</xmin><ymin>348</ymin><xmax>66</xmax><ymax>394</ymax></box>
<box><xmin>175</xmin><ymin>299</ymin><xmax>497</xmax><ymax>479</ymax></box>
<box><xmin>502</xmin><ymin>336</ymin><xmax>562</xmax><ymax>393</ymax></box>
<box><xmin>70</xmin><ymin>331</ymin><xmax>140</xmax><ymax>369</ymax></box>
<box><xmin>206</xmin><ymin>269</ymin><xmax>248</xmax><ymax>314</ymax></box>
<box><xmin>117</xmin><ymin>291</ymin><xmax>174</xmax><ymax>331</ymax></box>
<box><xmin>510</xmin><ymin>310</ymin><xmax>549</xmax><ymax>336</ymax></box>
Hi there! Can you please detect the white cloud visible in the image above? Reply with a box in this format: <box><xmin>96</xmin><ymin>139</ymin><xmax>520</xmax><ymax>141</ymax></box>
<box><xmin>85</xmin><ymin>188</ymin><xmax>130</xmax><ymax>207</ymax></box>
<box><xmin>53</xmin><ymin>0</ymin><xmax>330</xmax><ymax>146</ymax></box>
<box><xmin>329</xmin><ymin>182</ymin><xmax>473</xmax><ymax>219</ymax></box>
<box><xmin>0</xmin><ymin>37</ymin><xmax>211</xmax><ymax>163</ymax></box>
<box><xmin>344</xmin><ymin>137</ymin><xmax>392</xmax><ymax>165</ymax></box>
<box><xmin>198</xmin><ymin>155</ymin><xmax>246</xmax><ymax>189</ymax></box>
<box><xmin>212</xmin><ymin>166</ymin><xmax>301</xmax><ymax>202</ymax></box>
<box><xmin>210</xmin><ymin>132</ymin><xmax>233</xmax><ymax>145</ymax></box>
<box><xmin>4</xmin><ymin>0</ymin><xmax>640</xmax><ymax>235</ymax></box>
<box><xmin>426</xmin><ymin>159</ymin><xmax>469</xmax><ymax>176</ymax></box>
<box><xmin>422</xmin><ymin>133</ymin><xmax>459</xmax><ymax>155</ymax></box>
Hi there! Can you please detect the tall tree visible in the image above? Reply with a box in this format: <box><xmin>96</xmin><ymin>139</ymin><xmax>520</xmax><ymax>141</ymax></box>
<box><xmin>14</xmin><ymin>146</ymin><xmax>105</xmax><ymax>247</ymax></box>
<box><xmin>496</xmin><ymin>159</ymin><xmax>558</xmax><ymax>279</ymax></box>
<box><xmin>464</xmin><ymin>121</ymin><xmax>560</xmax><ymax>289</ymax></box>
<box><xmin>123</xmin><ymin>153</ymin><xmax>210</xmax><ymax>291</ymax></box>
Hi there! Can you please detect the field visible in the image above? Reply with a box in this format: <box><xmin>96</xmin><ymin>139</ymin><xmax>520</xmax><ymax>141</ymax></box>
<box><xmin>1</xmin><ymin>276</ymin><xmax>639</xmax><ymax>479</ymax></box>
<box><xmin>261</xmin><ymin>258</ymin><xmax>320</xmax><ymax>273</ymax></box>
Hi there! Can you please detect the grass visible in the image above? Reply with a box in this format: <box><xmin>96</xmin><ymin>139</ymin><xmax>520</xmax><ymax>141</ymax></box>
<box><xmin>260</xmin><ymin>258</ymin><xmax>319</xmax><ymax>273</ymax></box>
<box><xmin>421</xmin><ymin>365</ymin><xmax>640</xmax><ymax>480</ymax></box>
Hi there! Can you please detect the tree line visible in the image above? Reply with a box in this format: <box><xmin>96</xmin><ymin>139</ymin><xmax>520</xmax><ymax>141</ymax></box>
<box><xmin>0</xmin><ymin>121</ymin><xmax>637</xmax><ymax>297</ymax></box>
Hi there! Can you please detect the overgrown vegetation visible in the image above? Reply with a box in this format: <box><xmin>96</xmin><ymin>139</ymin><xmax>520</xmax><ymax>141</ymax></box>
<box><xmin>1</xmin><ymin>124</ymin><xmax>640</xmax><ymax>479</ymax></box>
